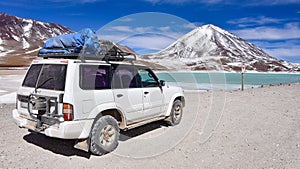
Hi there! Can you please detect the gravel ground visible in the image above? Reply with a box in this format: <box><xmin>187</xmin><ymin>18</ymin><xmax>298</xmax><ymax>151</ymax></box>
<box><xmin>0</xmin><ymin>84</ymin><xmax>299</xmax><ymax>168</ymax></box>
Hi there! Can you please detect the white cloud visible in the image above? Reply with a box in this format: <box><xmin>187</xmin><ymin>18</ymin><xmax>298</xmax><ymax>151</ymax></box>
<box><xmin>48</xmin><ymin>0</ymin><xmax>99</xmax><ymax>3</ymax></box>
<box><xmin>135</xmin><ymin>26</ymin><xmax>154</xmax><ymax>33</ymax></box>
<box><xmin>97</xmin><ymin>12</ymin><xmax>197</xmax><ymax>53</ymax></box>
<box><xmin>144</xmin><ymin>0</ymin><xmax>223</xmax><ymax>4</ymax></box>
<box><xmin>99</xmin><ymin>22</ymin><xmax>191</xmax><ymax>43</ymax></box>
<box><xmin>107</xmin><ymin>26</ymin><xmax>154</xmax><ymax>34</ymax></box>
<box><xmin>119</xmin><ymin>17</ymin><xmax>135</xmax><ymax>22</ymax></box>
<box><xmin>265</xmin><ymin>47</ymin><xmax>300</xmax><ymax>58</ymax></box>
<box><xmin>228</xmin><ymin>16</ymin><xmax>283</xmax><ymax>27</ymax></box>
<box><xmin>119</xmin><ymin>34</ymin><xmax>176</xmax><ymax>51</ymax></box>
<box><xmin>158</xmin><ymin>26</ymin><xmax>171</xmax><ymax>31</ymax></box>
<box><xmin>183</xmin><ymin>23</ymin><xmax>197</xmax><ymax>29</ymax></box>
<box><xmin>246</xmin><ymin>0</ymin><xmax>300</xmax><ymax>5</ymax></box>
<box><xmin>109</xmin><ymin>26</ymin><xmax>134</xmax><ymax>33</ymax></box>
<box><xmin>251</xmin><ymin>40</ymin><xmax>300</xmax><ymax>61</ymax></box>
<box><xmin>144</xmin><ymin>0</ymin><xmax>161</xmax><ymax>3</ymax></box>
<box><xmin>231</xmin><ymin>23</ymin><xmax>300</xmax><ymax>40</ymax></box>
<box><xmin>144</xmin><ymin>0</ymin><xmax>300</xmax><ymax>5</ymax></box>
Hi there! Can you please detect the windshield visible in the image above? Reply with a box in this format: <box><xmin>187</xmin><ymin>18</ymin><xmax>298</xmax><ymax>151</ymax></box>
<box><xmin>22</xmin><ymin>64</ymin><xmax>67</xmax><ymax>91</ymax></box>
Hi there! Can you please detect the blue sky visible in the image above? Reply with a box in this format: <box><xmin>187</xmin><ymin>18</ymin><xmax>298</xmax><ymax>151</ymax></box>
<box><xmin>1</xmin><ymin>0</ymin><xmax>300</xmax><ymax>63</ymax></box>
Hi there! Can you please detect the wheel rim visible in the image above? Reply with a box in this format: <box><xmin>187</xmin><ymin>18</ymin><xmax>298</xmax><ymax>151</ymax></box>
<box><xmin>173</xmin><ymin>105</ymin><xmax>182</xmax><ymax>121</ymax></box>
<box><xmin>99</xmin><ymin>124</ymin><xmax>116</xmax><ymax>147</ymax></box>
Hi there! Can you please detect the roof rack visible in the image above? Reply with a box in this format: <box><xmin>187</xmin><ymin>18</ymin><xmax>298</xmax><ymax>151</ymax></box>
<box><xmin>37</xmin><ymin>47</ymin><xmax>136</xmax><ymax>63</ymax></box>
<box><xmin>37</xmin><ymin>29</ymin><xmax>137</xmax><ymax>63</ymax></box>
<box><xmin>38</xmin><ymin>43</ymin><xmax>136</xmax><ymax>63</ymax></box>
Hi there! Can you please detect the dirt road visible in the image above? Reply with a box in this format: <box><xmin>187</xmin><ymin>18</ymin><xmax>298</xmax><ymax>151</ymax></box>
<box><xmin>0</xmin><ymin>85</ymin><xmax>299</xmax><ymax>168</ymax></box>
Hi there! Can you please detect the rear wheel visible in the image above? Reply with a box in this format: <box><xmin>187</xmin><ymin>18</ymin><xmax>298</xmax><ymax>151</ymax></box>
<box><xmin>166</xmin><ymin>100</ymin><xmax>183</xmax><ymax>126</ymax></box>
<box><xmin>89</xmin><ymin>115</ymin><xmax>120</xmax><ymax>156</ymax></box>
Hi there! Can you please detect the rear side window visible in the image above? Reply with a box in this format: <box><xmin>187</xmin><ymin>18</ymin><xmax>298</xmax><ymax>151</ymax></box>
<box><xmin>111</xmin><ymin>65</ymin><xmax>141</xmax><ymax>89</ymax></box>
<box><xmin>22</xmin><ymin>64</ymin><xmax>67</xmax><ymax>91</ymax></box>
<box><xmin>80</xmin><ymin>65</ymin><xmax>110</xmax><ymax>90</ymax></box>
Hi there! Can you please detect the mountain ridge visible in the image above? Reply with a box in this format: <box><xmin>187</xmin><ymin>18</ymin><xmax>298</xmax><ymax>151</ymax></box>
<box><xmin>0</xmin><ymin>13</ymin><xmax>298</xmax><ymax>72</ymax></box>
<box><xmin>143</xmin><ymin>24</ymin><xmax>299</xmax><ymax>72</ymax></box>
<box><xmin>0</xmin><ymin>13</ymin><xmax>74</xmax><ymax>66</ymax></box>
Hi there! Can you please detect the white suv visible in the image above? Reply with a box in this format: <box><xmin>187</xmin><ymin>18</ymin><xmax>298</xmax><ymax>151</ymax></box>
<box><xmin>12</xmin><ymin>56</ymin><xmax>185</xmax><ymax>155</ymax></box>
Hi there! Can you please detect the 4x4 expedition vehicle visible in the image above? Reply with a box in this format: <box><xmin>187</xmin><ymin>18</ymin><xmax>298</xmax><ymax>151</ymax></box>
<box><xmin>12</xmin><ymin>31</ymin><xmax>185</xmax><ymax>155</ymax></box>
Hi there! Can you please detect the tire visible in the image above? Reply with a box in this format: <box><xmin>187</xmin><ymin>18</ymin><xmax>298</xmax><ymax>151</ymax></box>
<box><xmin>89</xmin><ymin>115</ymin><xmax>120</xmax><ymax>156</ymax></box>
<box><xmin>166</xmin><ymin>100</ymin><xmax>183</xmax><ymax>126</ymax></box>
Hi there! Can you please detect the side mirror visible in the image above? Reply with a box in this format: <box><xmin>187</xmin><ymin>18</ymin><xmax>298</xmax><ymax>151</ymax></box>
<box><xmin>159</xmin><ymin>80</ymin><xmax>165</xmax><ymax>87</ymax></box>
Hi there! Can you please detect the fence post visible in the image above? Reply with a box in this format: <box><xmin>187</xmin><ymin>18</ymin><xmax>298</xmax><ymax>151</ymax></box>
<box><xmin>241</xmin><ymin>63</ymin><xmax>246</xmax><ymax>91</ymax></box>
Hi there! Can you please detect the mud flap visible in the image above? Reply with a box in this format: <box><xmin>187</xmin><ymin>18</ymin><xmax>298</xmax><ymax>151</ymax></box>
<box><xmin>74</xmin><ymin>139</ymin><xmax>89</xmax><ymax>152</ymax></box>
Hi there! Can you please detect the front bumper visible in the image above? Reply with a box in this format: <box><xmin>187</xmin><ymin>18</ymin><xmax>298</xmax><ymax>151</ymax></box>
<box><xmin>12</xmin><ymin>109</ymin><xmax>92</xmax><ymax>139</ymax></box>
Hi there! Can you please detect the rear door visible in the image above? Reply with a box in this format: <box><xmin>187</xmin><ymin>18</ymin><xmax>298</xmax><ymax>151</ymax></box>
<box><xmin>19</xmin><ymin>63</ymin><xmax>67</xmax><ymax>118</ymax></box>
<box><xmin>111</xmin><ymin>64</ymin><xmax>144</xmax><ymax>123</ymax></box>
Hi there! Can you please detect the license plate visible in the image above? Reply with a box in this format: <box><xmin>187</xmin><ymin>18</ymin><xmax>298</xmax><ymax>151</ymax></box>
<box><xmin>21</xmin><ymin>102</ymin><xmax>28</xmax><ymax>108</ymax></box>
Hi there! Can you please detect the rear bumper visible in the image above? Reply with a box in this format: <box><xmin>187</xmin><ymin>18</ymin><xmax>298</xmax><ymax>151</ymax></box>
<box><xmin>12</xmin><ymin>109</ymin><xmax>92</xmax><ymax>139</ymax></box>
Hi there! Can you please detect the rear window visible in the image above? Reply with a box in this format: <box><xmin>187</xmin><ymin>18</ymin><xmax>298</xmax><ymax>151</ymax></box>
<box><xmin>22</xmin><ymin>64</ymin><xmax>67</xmax><ymax>91</ymax></box>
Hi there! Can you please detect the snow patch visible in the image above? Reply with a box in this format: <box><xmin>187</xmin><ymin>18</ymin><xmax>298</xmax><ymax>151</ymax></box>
<box><xmin>0</xmin><ymin>92</ymin><xmax>16</xmax><ymax>103</ymax></box>
<box><xmin>0</xmin><ymin>50</ymin><xmax>14</xmax><ymax>57</ymax></box>
<box><xmin>227</xmin><ymin>62</ymin><xmax>242</xmax><ymax>66</ymax></box>
<box><xmin>23</xmin><ymin>21</ymin><xmax>33</xmax><ymax>38</ymax></box>
<box><xmin>0</xmin><ymin>90</ymin><xmax>8</xmax><ymax>93</ymax></box>
<box><xmin>12</xmin><ymin>34</ymin><xmax>20</xmax><ymax>41</ymax></box>
<box><xmin>36</xmin><ymin>30</ymin><xmax>47</xmax><ymax>40</ymax></box>
<box><xmin>25</xmin><ymin>47</ymin><xmax>41</xmax><ymax>54</ymax></box>
<box><xmin>22</xmin><ymin>38</ymin><xmax>30</xmax><ymax>49</ymax></box>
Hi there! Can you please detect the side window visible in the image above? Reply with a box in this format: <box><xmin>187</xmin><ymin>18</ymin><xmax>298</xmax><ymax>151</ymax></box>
<box><xmin>138</xmin><ymin>69</ymin><xmax>159</xmax><ymax>88</ymax></box>
<box><xmin>80</xmin><ymin>65</ymin><xmax>109</xmax><ymax>90</ymax></box>
<box><xmin>111</xmin><ymin>65</ymin><xmax>141</xmax><ymax>89</ymax></box>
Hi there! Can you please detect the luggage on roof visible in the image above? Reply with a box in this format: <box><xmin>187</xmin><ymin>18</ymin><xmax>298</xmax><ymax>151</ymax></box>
<box><xmin>38</xmin><ymin>28</ymin><xmax>136</xmax><ymax>62</ymax></box>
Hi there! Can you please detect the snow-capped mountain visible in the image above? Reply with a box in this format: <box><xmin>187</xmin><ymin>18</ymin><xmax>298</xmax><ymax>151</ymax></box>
<box><xmin>143</xmin><ymin>24</ymin><xmax>299</xmax><ymax>72</ymax></box>
<box><xmin>0</xmin><ymin>13</ymin><xmax>73</xmax><ymax>66</ymax></box>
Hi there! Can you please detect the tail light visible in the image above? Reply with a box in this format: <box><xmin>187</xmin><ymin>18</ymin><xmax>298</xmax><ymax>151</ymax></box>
<box><xmin>63</xmin><ymin>103</ymin><xmax>73</xmax><ymax>121</ymax></box>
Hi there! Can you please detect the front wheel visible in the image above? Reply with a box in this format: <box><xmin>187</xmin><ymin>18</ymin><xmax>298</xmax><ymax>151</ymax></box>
<box><xmin>166</xmin><ymin>100</ymin><xmax>183</xmax><ymax>126</ymax></box>
<box><xmin>89</xmin><ymin>115</ymin><xmax>120</xmax><ymax>156</ymax></box>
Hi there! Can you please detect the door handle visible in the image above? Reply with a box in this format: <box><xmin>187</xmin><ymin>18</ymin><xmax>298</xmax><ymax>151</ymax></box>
<box><xmin>144</xmin><ymin>91</ymin><xmax>149</xmax><ymax>95</ymax></box>
<box><xmin>116</xmin><ymin>94</ymin><xmax>123</xmax><ymax>98</ymax></box>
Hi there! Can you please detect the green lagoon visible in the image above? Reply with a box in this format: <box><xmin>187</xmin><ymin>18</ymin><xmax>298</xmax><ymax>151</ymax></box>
<box><xmin>156</xmin><ymin>72</ymin><xmax>300</xmax><ymax>90</ymax></box>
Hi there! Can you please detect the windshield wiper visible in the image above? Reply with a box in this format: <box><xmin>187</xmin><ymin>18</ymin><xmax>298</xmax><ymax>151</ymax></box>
<box><xmin>35</xmin><ymin>77</ymin><xmax>54</xmax><ymax>93</ymax></box>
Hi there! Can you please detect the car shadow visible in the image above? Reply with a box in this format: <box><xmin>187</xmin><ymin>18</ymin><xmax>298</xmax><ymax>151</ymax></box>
<box><xmin>23</xmin><ymin>132</ymin><xmax>91</xmax><ymax>159</ymax></box>
<box><xmin>119</xmin><ymin>120</ymin><xmax>168</xmax><ymax>141</ymax></box>
<box><xmin>23</xmin><ymin>120</ymin><xmax>169</xmax><ymax>158</ymax></box>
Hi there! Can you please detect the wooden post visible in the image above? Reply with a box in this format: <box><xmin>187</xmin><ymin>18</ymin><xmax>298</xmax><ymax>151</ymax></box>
<box><xmin>241</xmin><ymin>72</ymin><xmax>244</xmax><ymax>91</ymax></box>
<box><xmin>241</xmin><ymin>63</ymin><xmax>245</xmax><ymax>91</ymax></box>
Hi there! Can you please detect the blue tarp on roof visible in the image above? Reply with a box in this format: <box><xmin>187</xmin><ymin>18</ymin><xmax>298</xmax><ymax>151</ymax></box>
<box><xmin>39</xmin><ymin>28</ymin><xmax>102</xmax><ymax>56</ymax></box>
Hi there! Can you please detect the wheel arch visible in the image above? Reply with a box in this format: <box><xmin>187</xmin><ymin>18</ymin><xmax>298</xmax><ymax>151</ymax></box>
<box><xmin>94</xmin><ymin>109</ymin><xmax>126</xmax><ymax>130</ymax></box>
<box><xmin>165</xmin><ymin>94</ymin><xmax>185</xmax><ymax>117</ymax></box>
<box><xmin>175</xmin><ymin>96</ymin><xmax>185</xmax><ymax>107</ymax></box>
<box><xmin>87</xmin><ymin>103</ymin><xmax>127</xmax><ymax>130</ymax></box>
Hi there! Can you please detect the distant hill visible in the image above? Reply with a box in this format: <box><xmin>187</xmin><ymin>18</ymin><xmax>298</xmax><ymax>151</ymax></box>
<box><xmin>143</xmin><ymin>24</ymin><xmax>300</xmax><ymax>72</ymax></box>
<box><xmin>0</xmin><ymin>13</ymin><xmax>74</xmax><ymax>66</ymax></box>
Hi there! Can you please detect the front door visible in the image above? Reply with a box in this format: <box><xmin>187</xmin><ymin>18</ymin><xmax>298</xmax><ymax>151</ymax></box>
<box><xmin>138</xmin><ymin>68</ymin><xmax>164</xmax><ymax>118</ymax></box>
